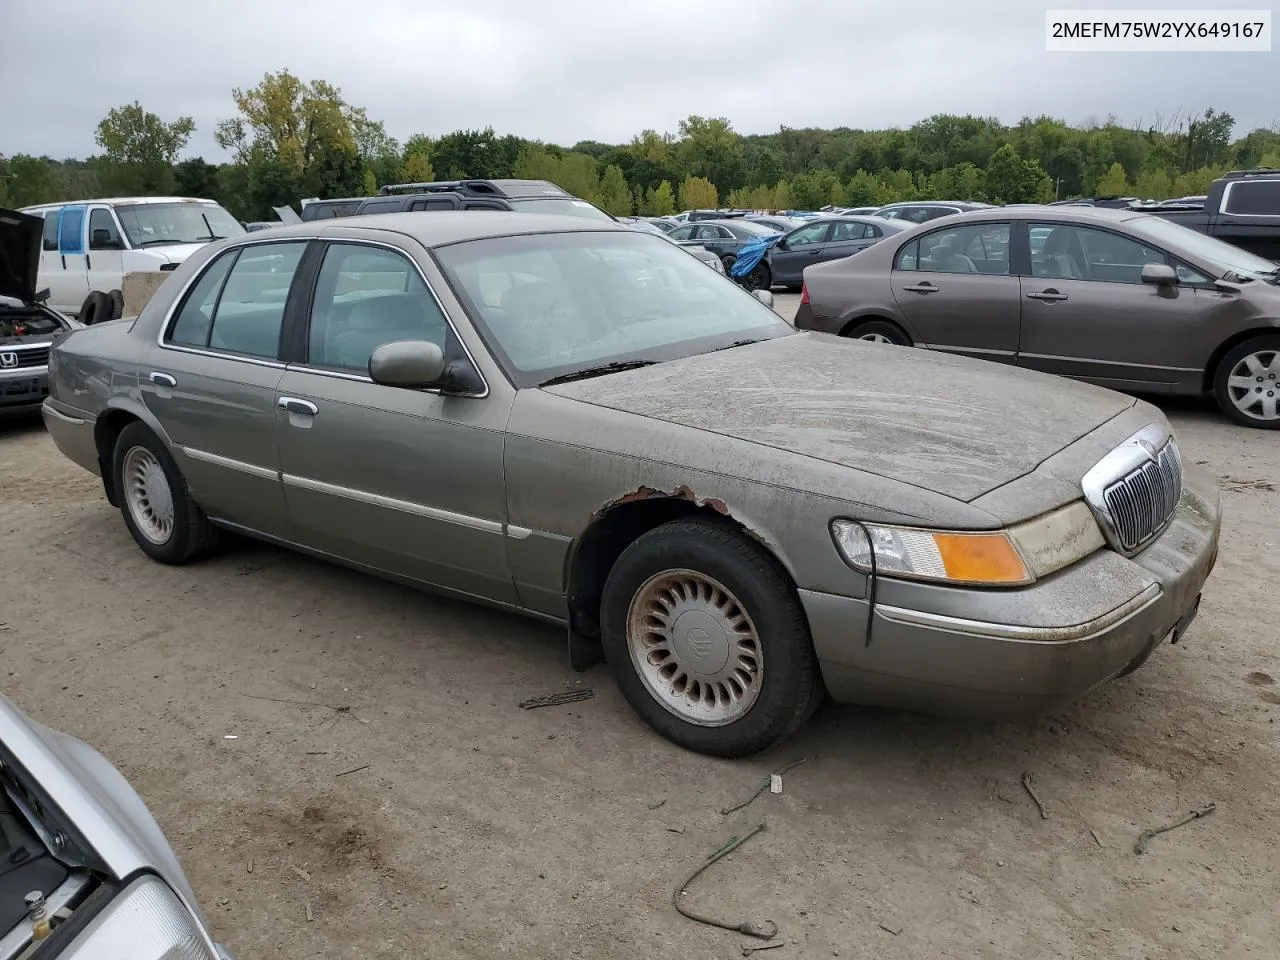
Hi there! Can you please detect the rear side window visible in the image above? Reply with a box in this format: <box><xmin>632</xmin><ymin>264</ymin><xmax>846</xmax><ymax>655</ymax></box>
<box><xmin>357</xmin><ymin>198</ymin><xmax>403</xmax><ymax>215</ymax></box>
<box><xmin>165</xmin><ymin>242</ymin><xmax>307</xmax><ymax>358</ymax></box>
<box><xmin>1224</xmin><ymin>180</ymin><xmax>1280</xmax><ymax>216</ymax></box>
<box><xmin>41</xmin><ymin>211</ymin><xmax>60</xmax><ymax>251</ymax></box>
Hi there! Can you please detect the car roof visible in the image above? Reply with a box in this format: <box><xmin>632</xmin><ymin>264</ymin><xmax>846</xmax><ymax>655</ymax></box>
<box><xmin>245</xmin><ymin>210</ymin><xmax>629</xmax><ymax>248</ymax></box>
<box><xmin>20</xmin><ymin>197</ymin><xmax>221</xmax><ymax>210</ymax></box>
<box><xmin>931</xmin><ymin>205</ymin><xmax>1154</xmax><ymax>226</ymax></box>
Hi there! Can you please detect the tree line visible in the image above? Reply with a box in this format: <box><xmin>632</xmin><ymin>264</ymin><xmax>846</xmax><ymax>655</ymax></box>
<box><xmin>3</xmin><ymin>69</ymin><xmax>1278</xmax><ymax>221</ymax></box>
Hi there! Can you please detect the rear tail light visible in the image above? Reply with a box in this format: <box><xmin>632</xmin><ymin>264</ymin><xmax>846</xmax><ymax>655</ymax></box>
<box><xmin>800</xmin><ymin>282</ymin><xmax>810</xmax><ymax>305</ymax></box>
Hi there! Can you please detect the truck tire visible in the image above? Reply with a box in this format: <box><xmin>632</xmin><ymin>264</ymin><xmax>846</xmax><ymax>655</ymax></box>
<box><xmin>109</xmin><ymin>290</ymin><xmax>125</xmax><ymax>320</ymax></box>
<box><xmin>79</xmin><ymin>291</ymin><xmax>113</xmax><ymax>325</ymax></box>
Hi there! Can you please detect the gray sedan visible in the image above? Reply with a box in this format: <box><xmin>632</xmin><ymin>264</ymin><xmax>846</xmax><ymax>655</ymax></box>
<box><xmin>42</xmin><ymin>212</ymin><xmax>1220</xmax><ymax>757</ymax></box>
<box><xmin>767</xmin><ymin>216</ymin><xmax>909</xmax><ymax>290</ymax></box>
<box><xmin>792</xmin><ymin>206</ymin><xmax>1280</xmax><ymax>428</ymax></box>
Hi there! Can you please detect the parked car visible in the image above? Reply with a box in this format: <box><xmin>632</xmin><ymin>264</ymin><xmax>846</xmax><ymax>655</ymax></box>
<box><xmin>667</xmin><ymin>218</ymin><xmax>781</xmax><ymax>271</ymax></box>
<box><xmin>767</xmin><ymin>216</ymin><xmax>909</xmax><ymax>290</ymax></box>
<box><xmin>1</xmin><ymin>209</ymin><xmax>84</xmax><ymax>415</ymax></box>
<box><xmin>1050</xmin><ymin>196</ymin><xmax>1140</xmax><ymax>209</ymax></box>
<box><xmin>298</xmin><ymin>197</ymin><xmax>368</xmax><ymax>222</ymax></box>
<box><xmin>17</xmin><ymin>198</ymin><xmax>245</xmax><ymax>323</ymax></box>
<box><xmin>873</xmin><ymin>201</ymin><xmax>992</xmax><ymax>224</ymax></box>
<box><xmin>637</xmin><ymin>217</ymin><xmax>678</xmax><ymax>233</ymax></box>
<box><xmin>618</xmin><ymin>218</ymin><xmax>728</xmax><ymax>273</ymax></box>
<box><xmin>375</xmin><ymin>179</ymin><xmax>617</xmax><ymax>222</ymax></box>
<box><xmin>836</xmin><ymin>206</ymin><xmax>880</xmax><ymax>216</ymax></box>
<box><xmin>746</xmin><ymin>215</ymin><xmax>805</xmax><ymax>232</ymax></box>
<box><xmin>0</xmin><ymin>692</ymin><xmax>233</xmax><ymax>958</ymax></box>
<box><xmin>243</xmin><ymin>221</ymin><xmax>282</xmax><ymax>232</ymax></box>
<box><xmin>1137</xmin><ymin>169</ymin><xmax>1280</xmax><ymax>261</ymax></box>
<box><xmin>684</xmin><ymin>209</ymin><xmax>750</xmax><ymax>222</ymax></box>
<box><xmin>793</xmin><ymin>205</ymin><xmax>1280</xmax><ymax>428</ymax></box>
<box><xmin>41</xmin><ymin>212</ymin><xmax>1219</xmax><ymax>757</ymax></box>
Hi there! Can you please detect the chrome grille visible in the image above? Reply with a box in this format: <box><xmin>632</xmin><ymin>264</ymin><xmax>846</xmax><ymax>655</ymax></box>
<box><xmin>1102</xmin><ymin>439</ymin><xmax>1182</xmax><ymax>551</ymax></box>
<box><xmin>2</xmin><ymin>346</ymin><xmax>50</xmax><ymax>368</ymax></box>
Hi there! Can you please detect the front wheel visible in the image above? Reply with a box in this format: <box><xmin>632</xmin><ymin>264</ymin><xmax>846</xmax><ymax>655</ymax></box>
<box><xmin>744</xmin><ymin>262</ymin><xmax>772</xmax><ymax>291</ymax></box>
<box><xmin>600</xmin><ymin>519</ymin><xmax>823</xmax><ymax>757</ymax></box>
<box><xmin>1213</xmin><ymin>335</ymin><xmax>1280</xmax><ymax>429</ymax></box>
<box><xmin>112</xmin><ymin>422</ymin><xmax>221</xmax><ymax>563</ymax></box>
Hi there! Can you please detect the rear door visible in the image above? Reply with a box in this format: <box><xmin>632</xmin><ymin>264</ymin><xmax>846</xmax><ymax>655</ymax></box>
<box><xmin>51</xmin><ymin>205</ymin><xmax>90</xmax><ymax>314</ymax></box>
<box><xmin>1017</xmin><ymin>221</ymin><xmax>1207</xmax><ymax>390</ymax></box>
<box><xmin>890</xmin><ymin>220</ymin><xmax>1020</xmax><ymax>362</ymax></box>
<box><xmin>821</xmin><ymin>220</ymin><xmax>880</xmax><ymax>261</ymax></box>
<box><xmin>770</xmin><ymin>221</ymin><xmax>833</xmax><ymax>286</ymax></box>
<box><xmin>140</xmin><ymin>239</ymin><xmax>309</xmax><ymax>534</ymax></box>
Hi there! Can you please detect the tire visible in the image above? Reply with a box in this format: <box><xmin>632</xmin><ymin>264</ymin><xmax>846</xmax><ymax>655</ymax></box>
<box><xmin>720</xmin><ymin>255</ymin><xmax>737</xmax><ymax>274</ymax></box>
<box><xmin>600</xmin><ymin>518</ymin><xmax>823</xmax><ymax>758</ymax></box>
<box><xmin>1212</xmin><ymin>335</ymin><xmax>1280</xmax><ymax>429</ymax></box>
<box><xmin>845</xmin><ymin>319</ymin><xmax>911</xmax><ymax>346</ymax></box>
<box><xmin>108</xmin><ymin>289</ymin><xmax>125</xmax><ymax>321</ymax></box>
<box><xmin>79</xmin><ymin>290</ymin><xmax>113</xmax><ymax>325</ymax></box>
<box><xmin>112</xmin><ymin>422</ymin><xmax>220</xmax><ymax>564</ymax></box>
<box><xmin>745</xmin><ymin>262</ymin><xmax>772</xmax><ymax>291</ymax></box>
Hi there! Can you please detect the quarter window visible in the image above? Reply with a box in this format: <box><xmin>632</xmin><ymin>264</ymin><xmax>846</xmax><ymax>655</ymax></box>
<box><xmin>165</xmin><ymin>241</ymin><xmax>306</xmax><ymax>358</ymax></box>
<box><xmin>307</xmin><ymin>244</ymin><xmax>449</xmax><ymax>373</ymax></box>
<box><xmin>1029</xmin><ymin>223</ymin><xmax>1165</xmax><ymax>283</ymax></box>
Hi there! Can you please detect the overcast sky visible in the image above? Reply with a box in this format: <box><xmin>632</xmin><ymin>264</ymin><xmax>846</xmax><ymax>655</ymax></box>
<box><xmin>1</xmin><ymin>0</ymin><xmax>1275</xmax><ymax>161</ymax></box>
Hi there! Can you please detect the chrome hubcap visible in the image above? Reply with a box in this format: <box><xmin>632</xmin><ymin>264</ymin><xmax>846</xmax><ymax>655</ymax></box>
<box><xmin>1226</xmin><ymin>350</ymin><xmax>1280</xmax><ymax>421</ymax></box>
<box><xmin>123</xmin><ymin>446</ymin><xmax>175</xmax><ymax>544</ymax></box>
<box><xmin>626</xmin><ymin>569</ymin><xmax>763</xmax><ymax>726</ymax></box>
<box><xmin>859</xmin><ymin>333</ymin><xmax>893</xmax><ymax>343</ymax></box>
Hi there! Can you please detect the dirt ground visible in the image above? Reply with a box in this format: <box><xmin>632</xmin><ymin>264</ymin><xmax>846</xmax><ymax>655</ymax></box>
<box><xmin>2</xmin><ymin>301</ymin><xmax>1278</xmax><ymax>959</ymax></box>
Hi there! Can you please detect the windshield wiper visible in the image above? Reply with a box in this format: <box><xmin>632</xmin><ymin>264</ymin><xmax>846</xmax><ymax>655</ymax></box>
<box><xmin>713</xmin><ymin>339</ymin><xmax>764</xmax><ymax>352</ymax></box>
<box><xmin>539</xmin><ymin>359</ymin><xmax>656</xmax><ymax>387</ymax></box>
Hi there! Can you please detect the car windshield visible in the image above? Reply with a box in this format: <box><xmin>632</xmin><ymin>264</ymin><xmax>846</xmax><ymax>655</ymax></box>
<box><xmin>114</xmin><ymin>203</ymin><xmax>245</xmax><ymax>247</ymax></box>
<box><xmin>436</xmin><ymin>231</ymin><xmax>793</xmax><ymax>386</ymax></box>
<box><xmin>1126</xmin><ymin>214</ymin><xmax>1279</xmax><ymax>280</ymax></box>
<box><xmin>507</xmin><ymin>198</ymin><xmax>615</xmax><ymax>221</ymax></box>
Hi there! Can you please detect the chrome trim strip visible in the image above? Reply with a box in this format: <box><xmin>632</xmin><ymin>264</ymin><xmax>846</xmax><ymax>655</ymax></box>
<box><xmin>1018</xmin><ymin>352</ymin><xmax>1199</xmax><ymax>374</ymax></box>
<box><xmin>158</xmin><ymin>343</ymin><xmax>287</xmax><ymax>369</ymax></box>
<box><xmin>281</xmin><ymin>473</ymin><xmax>503</xmax><ymax>533</ymax></box>
<box><xmin>928</xmin><ymin>344</ymin><xmax>1017</xmax><ymax>358</ymax></box>
<box><xmin>876</xmin><ymin>583</ymin><xmax>1161</xmax><ymax>643</ymax></box>
<box><xmin>41</xmin><ymin>404</ymin><xmax>87</xmax><ymax>425</ymax></box>
<box><xmin>183</xmin><ymin>446</ymin><xmax>280</xmax><ymax>481</ymax></box>
<box><xmin>505</xmin><ymin>525</ymin><xmax>533</xmax><ymax>540</ymax></box>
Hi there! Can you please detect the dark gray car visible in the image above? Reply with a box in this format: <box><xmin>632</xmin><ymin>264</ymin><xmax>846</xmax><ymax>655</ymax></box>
<box><xmin>768</xmin><ymin>216</ymin><xmax>908</xmax><ymax>290</ymax></box>
<box><xmin>793</xmin><ymin>206</ymin><xmax>1280</xmax><ymax>428</ymax></box>
<box><xmin>40</xmin><ymin>212</ymin><xmax>1219</xmax><ymax>757</ymax></box>
<box><xmin>667</xmin><ymin>218</ymin><xmax>780</xmax><ymax>271</ymax></box>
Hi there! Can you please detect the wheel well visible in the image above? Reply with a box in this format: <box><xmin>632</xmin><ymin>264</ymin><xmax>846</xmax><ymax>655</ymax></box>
<box><xmin>1202</xmin><ymin>328</ymin><xmax>1280</xmax><ymax>392</ymax></box>
<box><xmin>564</xmin><ymin>497</ymin><xmax>790</xmax><ymax>640</ymax></box>
<box><xmin>838</xmin><ymin>315</ymin><xmax>910</xmax><ymax>343</ymax></box>
<box><xmin>93</xmin><ymin>409</ymin><xmax>140</xmax><ymax>506</ymax></box>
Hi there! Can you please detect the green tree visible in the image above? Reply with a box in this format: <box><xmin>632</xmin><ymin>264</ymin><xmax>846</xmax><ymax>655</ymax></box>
<box><xmin>676</xmin><ymin>116</ymin><xmax>745</xmax><ymax>193</ymax></box>
<box><xmin>983</xmin><ymin>144</ymin><xmax>1044</xmax><ymax>203</ymax></box>
<box><xmin>678</xmin><ymin>175</ymin><xmax>717</xmax><ymax>210</ymax></box>
<box><xmin>216</xmin><ymin>70</ymin><xmax>354</xmax><ymax>174</ymax></box>
<box><xmin>1171</xmin><ymin>166</ymin><xmax>1225</xmax><ymax>197</ymax></box>
<box><xmin>1095</xmin><ymin>161</ymin><xmax>1131</xmax><ymax>196</ymax></box>
<box><xmin>1134</xmin><ymin>168</ymin><xmax>1173</xmax><ymax>200</ymax></box>
<box><xmin>349</xmin><ymin>110</ymin><xmax>400</xmax><ymax>187</ymax></box>
<box><xmin>843</xmin><ymin>169</ymin><xmax>880</xmax><ymax>206</ymax></box>
<box><xmin>94</xmin><ymin>101</ymin><xmax>194</xmax><ymax>194</ymax></box>
<box><xmin>431</xmin><ymin>127</ymin><xmax>520</xmax><ymax>180</ymax></box>
<box><xmin>641</xmin><ymin>180</ymin><xmax>676</xmax><ymax>216</ymax></box>
<box><xmin>173</xmin><ymin>157</ymin><xmax>222</xmax><ymax>199</ymax></box>
<box><xmin>0</xmin><ymin>154</ymin><xmax>59</xmax><ymax>207</ymax></box>
<box><xmin>400</xmin><ymin>134</ymin><xmax>435</xmax><ymax>183</ymax></box>
<box><xmin>597</xmin><ymin>164</ymin><xmax>632</xmax><ymax>215</ymax></box>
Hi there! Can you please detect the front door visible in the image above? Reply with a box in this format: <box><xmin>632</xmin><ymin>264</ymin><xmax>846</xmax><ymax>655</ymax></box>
<box><xmin>771</xmin><ymin>220</ymin><xmax>833</xmax><ymax>286</ymax></box>
<box><xmin>140</xmin><ymin>239</ymin><xmax>309</xmax><ymax>534</ymax></box>
<box><xmin>274</xmin><ymin>239</ymin><xmax>517</xmax><ymax>604</ymax></box>
<box><xmin>51</xmin><ymin>205</ymin><xmax>90</xmax><ymax>314</ymax></box>
<box><xmin>86</xmin><ymin>206</ymin><xmax>126</xmax><ymax>301</ymax></box>
<box><xmin>1017</xmin><ymin>221</ymin><xmax>1208</xmax><ymax>390</ymax></box>
<box><xmin>889</xmin><ymin>220</ymin><xmax>1021</xmax><ymax>362</ymax></box>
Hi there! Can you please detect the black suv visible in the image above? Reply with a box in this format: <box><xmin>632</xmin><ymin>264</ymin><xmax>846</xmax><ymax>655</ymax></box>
<box><xmin>366</xmin><ymin>179</ymin><xmax>615</xmax><ymax>221</ymax></box>
<box><xmin>298</xmin><ymin>197</ymin><xmax>369</xmax><ymax>222</ymax></box>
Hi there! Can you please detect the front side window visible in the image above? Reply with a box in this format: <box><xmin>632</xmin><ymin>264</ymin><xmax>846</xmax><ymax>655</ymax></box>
<box><xmin>436</xmin><ymin>231</ymin><xmax>793</xmax><ymax>386</ymax></box>
<box><xmin>115</xmin><ymin>202</ymin><xmax>245</xmax><ymax>248</ymax></box>
<box><xmin>668</xmin><ymin>225</ymin><xmax>695</xmax><ymax>241</ymax></box>
<box><xmin>165</xmin><ymin>241</ymin><xmax>307</xmax><ymax>358</ymax></box>
<box><xmin>88</xmin><ymin>208</ymin><xmax>124</xmax><ymax>249</ymax></box>
<box><xmin>1030</xmin><ymin>223</ymin><xmax>1164</xmax><ymax>283</ymax></box>
<box><xmin>307</xmin><ymin>244</ymin><xmax>449</xmax><ymax>372</ymax></box>
<box><xmin>786</xmin><ymin>222</ymin><xmax>830</xmax><ymax>247</ymax></box>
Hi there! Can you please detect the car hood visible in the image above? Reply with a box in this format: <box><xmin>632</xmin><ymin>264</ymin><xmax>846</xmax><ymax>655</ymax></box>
<box><xmin>544</xmin><ymin>332</ymin><xmax>1136</xmax><ymax>502</ymax></box>
<box><xmin>137</xmin><ymin>241</ymin><xmax>209</xmax><ymax>263</ymax></box>
<box><xmin>0</xmin><ymin>208</ymin><xmax>42</xmax><ymax>304</ymax></box>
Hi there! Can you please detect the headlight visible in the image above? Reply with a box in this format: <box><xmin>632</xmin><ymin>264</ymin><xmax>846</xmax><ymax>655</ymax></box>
<box><xmin>830</xmin><ymin>501</ymin><xmax>1104</xmax><ymax>587</ymax></box>
<box><xmin>61</xmin><ymin>874</ymin><xmax>220</xmax><ymax>960</ymax></box>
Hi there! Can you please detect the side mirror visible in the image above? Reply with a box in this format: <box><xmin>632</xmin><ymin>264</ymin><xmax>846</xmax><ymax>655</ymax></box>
<box><xmin>752</xmin><ymin>289</ymin><xmax>775</xmax><ymax>309</ymax></box>
<box><xmin>369</xmin><ymin>340</ymin><xmax>446</xmax><ymax>388</ymax></box>
<box><xmin>1141</xmin><ymin>263</ymin><xmax>1178</xmax><ymax>287</ymax></box>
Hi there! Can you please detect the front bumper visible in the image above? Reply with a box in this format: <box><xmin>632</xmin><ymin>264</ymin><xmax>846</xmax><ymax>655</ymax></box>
<box><xmin>0</xmin><ymin>366</ymin><xmax>48</xmax><ymax>409</ymax></box>
<box><xmin>802</xmin><ymin>467</ymin><xmax>1221</xmax><ymax>718</ymax></box>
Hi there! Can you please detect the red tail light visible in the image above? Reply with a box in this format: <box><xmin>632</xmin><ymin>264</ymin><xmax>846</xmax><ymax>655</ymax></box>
<box><xmin>800</xmin><ymin>282</ymin><xmax>810</xmax><ymax>305</ymax></box>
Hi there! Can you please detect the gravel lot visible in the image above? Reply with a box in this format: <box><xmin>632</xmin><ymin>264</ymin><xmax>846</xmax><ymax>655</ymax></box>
<box><xmin>2</xmin><ymin>295</ymin><xmax>1277</xmax><ymax>959</ymax></box>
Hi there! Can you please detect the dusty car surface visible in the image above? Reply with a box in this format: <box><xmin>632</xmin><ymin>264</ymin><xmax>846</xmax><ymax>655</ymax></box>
<box><xmin>793</xmin><ymin>205</ymin><xmax>1280</xmax><ymax>428</ymax></box>
<box><xmin>0</xmin><ymin>693</ymin><xmax>231</xmax><ymax>959</ymax></box>
<box><xmin>41</xmin><ymin>212</ymin><xmax>1220</xmax><ymax>757</ymax></box>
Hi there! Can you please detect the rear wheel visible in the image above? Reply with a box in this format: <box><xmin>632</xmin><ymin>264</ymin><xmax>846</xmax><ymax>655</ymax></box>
<box><xmin>112</xmin><ymin>422</ymin><xmax>220</xmax><ymax>564</ymax></box>
<box><xmin>600</xmin><ymin>518</ymin><xmax>823</xmax><ymax>757</ymax></box>
<box><xmin>845</xmin><ymin>319</ymin><xmax>911</xmax><ymax>345</ymax></box>
<box><xmin>1213</xmin><ymin>335</ymin><xmax>1280</xmax><ymax>429</ymax></box>
<box><xmin>79</xmin><ymin>291</ymin><xmax>113</xmax><ymax>325</ymax></box>
<box><xmin>108</xmin><ymin>289</ymin><xmax>125</xmax><ymax>320</ymax></box>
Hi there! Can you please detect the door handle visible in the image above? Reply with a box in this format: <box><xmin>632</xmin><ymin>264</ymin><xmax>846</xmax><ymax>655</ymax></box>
<box><xmin>278</xmin><ymin>397</ymin><xmax>318</xmax><ymax>416</ymax></box>
<box><xmin>86</xmin><ymin>254</ymin><xmax>91</xmax><ymax>270</ymax></box>
<box><xmin>901</xmin><ymin>282</ymin><xmax>938</xmax><ymax>293</ymax></box>
<box><xmin>1026</xmin><ymin>290</ymin><xmax>1068</xmax><ymax>302</ymax></box>
<box><xmin>149</xmin><ymin>372</ymin><xmax>176</xmax><ymax>388</ymax></box>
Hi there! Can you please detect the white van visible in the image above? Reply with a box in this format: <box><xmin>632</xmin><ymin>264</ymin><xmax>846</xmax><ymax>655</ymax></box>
<box><xmin>19</xmin><ymin>197</ymin><xmax>245</xmax><ymax>323</ymax></box>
